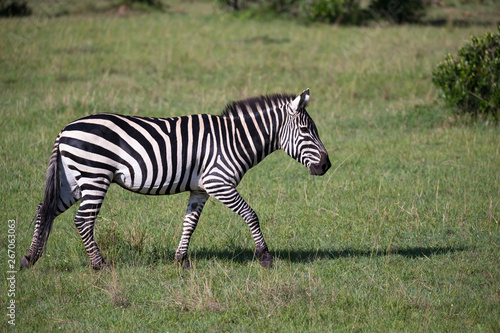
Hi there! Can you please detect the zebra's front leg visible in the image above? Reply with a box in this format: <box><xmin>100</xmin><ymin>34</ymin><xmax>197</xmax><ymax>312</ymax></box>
<box><xmin>175</xmin><ymin>190</ymin><xmax>209</xmax><ymax>269</ymax></box>
<box><xmin>207</xmin><ymin>186</ymin><xmax>273</xmax><ymax>268</ymax></box>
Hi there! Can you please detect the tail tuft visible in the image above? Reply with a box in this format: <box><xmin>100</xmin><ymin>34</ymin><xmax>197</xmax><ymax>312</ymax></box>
<box><xmin>21</xmin><ymin>136</ymin><xmax>61</xmax><ymax>269</ymax></box>
<box><xmin>20</xmin><ymin>256</ymin><xmax>31</xmax><ymax>270</ymax></box>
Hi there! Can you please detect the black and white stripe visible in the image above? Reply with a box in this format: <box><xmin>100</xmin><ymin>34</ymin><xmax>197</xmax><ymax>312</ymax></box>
<box><xmin>21</xmin><ymin>89</ymin><xmax>331</xmax><ymax>270</ymax></box>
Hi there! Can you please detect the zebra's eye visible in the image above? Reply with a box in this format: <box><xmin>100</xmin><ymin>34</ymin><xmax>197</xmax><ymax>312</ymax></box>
<box><xmin>300</xmin><ymin>127</ymin><xmax>309</xmax><ymax>134</ymax></box>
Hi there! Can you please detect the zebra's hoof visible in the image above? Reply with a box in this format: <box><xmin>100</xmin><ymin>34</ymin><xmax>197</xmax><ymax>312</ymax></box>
<box><xmin>91</xmin><ymin>261</ymin><xmax>108</xmax><ymax>271</ymax></box>
<box><xmin>182</xmin><ymin>260</ymin><xmax>191</xmax><ymax>269</ymax></box>
<box><xmin>20</xmin><ymin>256</ymin><xmax>31</xmax><ymax>270</ymax></box>
<box><xmin>174</xmin><ymin>251</ymin><xmax>191</xmax><ymax>269</ymax></box>
<box><xmin>259</xmin><ymin>252</ymin><xmax>273</xmax><ymax>269</ymax></box>
<box><xmin>175</xmin><ymin>258</ymin><xmax>191</xmax><ymax>269</ymax></box>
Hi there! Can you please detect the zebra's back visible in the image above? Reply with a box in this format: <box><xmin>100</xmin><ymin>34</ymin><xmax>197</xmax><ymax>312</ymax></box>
<box><xmin>59</xmin><ymin>113</ymin><xmax>214</xmax><ymax>195</ymax></box>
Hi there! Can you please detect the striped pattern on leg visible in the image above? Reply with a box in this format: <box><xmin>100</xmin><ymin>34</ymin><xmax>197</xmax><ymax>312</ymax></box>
<box><xmin>175</xmin><ymin>191</ymin><xmax>209</xmax><ymax>267</ymax></box>
<box><xmin>74</xmin><ymin>190</ymin><xmax>107</xmax><ymax>269</ymax></box>
<box><xmin>206</xmin><ymin>185</ymin><xmax>272</xmax><ymax>267</ymax></box>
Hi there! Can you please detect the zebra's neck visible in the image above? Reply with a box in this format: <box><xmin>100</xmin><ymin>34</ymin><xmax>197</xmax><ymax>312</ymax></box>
<box><xmin>224</xmin><ymin>103</ymin><xmax>287</xmax><ymax>171</ymax></box>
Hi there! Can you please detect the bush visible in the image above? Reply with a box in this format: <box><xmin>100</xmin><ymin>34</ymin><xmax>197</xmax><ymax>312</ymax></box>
<box><xmin>216</xmin><ymin>0</ymin><xmax>427</xmax><ymax>25</ymax></box>
<box><xmin>0</xmin><ymin>0</ymin><xmax>31</xmax><ymax>17</ymax></box>
<box><xmin>217</xmin><ymin>0</ymin><xmax>430</xmax><ymax>25</ymax></box>
<box><xmin>132</xmin><ymin>0</ymin><xmax>163</xmax><ymax>8</ymax></box>
<box><xmin>368</xmin><ymin>0</ymin><xmax>426</xmax><ymax>24</ymax></box>
<box><xmin>217</xmin><ymin>0</ymin><xmax>365</xmax><ymax>24</ymax></box>
<box><xmin>302</xmin><ymin>0</ymin><xmax>364</xmax><ymax>25</ymax></box>
<box><xmin>432</xmin><ymin>27</ymin><xmax>500</xmax><ymax>119</ymax></box>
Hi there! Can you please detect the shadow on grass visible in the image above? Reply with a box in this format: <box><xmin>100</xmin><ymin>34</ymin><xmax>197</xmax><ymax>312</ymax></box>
<box><xmin>34</xmin><ymin>245</ymin><xmax>469</xmax><ymax>271</ymax></box>
<box><xmin>188</xmin><ymin>245</ymin><xmax>469</xmax><ymax>264</ymax></box>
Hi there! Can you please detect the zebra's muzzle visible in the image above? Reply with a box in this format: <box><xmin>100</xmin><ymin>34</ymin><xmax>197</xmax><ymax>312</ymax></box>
<box><xmin>309</xmin><ymin>151</ymin><xmax>331</xmax><ymax>176</ymax></box>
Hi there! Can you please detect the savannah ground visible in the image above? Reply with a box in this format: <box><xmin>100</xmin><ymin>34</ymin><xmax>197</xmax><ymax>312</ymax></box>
<box><xmin>0</xmin><ymin>1</ymin><xmax>499</xmax><ymax>331</ymax></box>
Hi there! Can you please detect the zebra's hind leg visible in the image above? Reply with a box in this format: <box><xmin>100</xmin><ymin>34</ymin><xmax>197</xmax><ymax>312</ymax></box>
<box><xmin>74</xmin><ymin>190</ymin><xmax>108</xmax><ymax>270</ymax></box>
<box><xmin>175</xmin><ymin>190</ymin><xmax>209</xmax><ymax>269</ymax></box>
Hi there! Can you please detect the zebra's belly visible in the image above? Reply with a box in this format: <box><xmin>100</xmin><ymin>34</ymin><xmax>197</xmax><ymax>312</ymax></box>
<box><xmin>112</xmin><ymin>167</ymin><xmax>204</xmax><ymax>195</ymax></box>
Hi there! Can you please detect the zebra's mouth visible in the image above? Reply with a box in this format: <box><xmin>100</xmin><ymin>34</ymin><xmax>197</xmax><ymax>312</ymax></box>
<box><xmin>308</xmin><ymin>152</ymin><xmax>331</xmax><ymax>176</ymax></box>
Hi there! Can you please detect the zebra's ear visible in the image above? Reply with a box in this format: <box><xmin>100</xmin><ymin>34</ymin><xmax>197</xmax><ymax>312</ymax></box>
<box><xmin>289</xmin><ymin>88</ymin><xmax>310</xmax><ymax>114</ymax></box>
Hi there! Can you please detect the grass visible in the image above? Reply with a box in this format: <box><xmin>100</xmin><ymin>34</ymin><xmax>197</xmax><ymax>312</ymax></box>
<box><xmin>1</xmin><ymin>1</ymin><xmax>499</xmax><ymax>331</ymax></box>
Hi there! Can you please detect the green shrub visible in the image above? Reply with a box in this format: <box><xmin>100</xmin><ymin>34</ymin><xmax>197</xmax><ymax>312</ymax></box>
<box><xmin>217</xmin><ymin>0</ymin><xmax>365</xmax><ymax>24</ymax></box>
<box><xmin>123</xmin><ymin>0</ymin><xmax>164</xmax><ymax>10</ymax></box>
<box><xmin>302</xmin><ymin>0</ymin><xmax>364</xmax><ymax>25</ymax></box>
<box><xmin>0</xmin><ymin>0</ymin><xmax>31</xmax><ymax>17</ymax></box>
<box><xmin>216</xmin><ymin>0</ymin><xmax>430</xmax><ymax>25</ymax></box>
<box><xmin>432</xmin><ymin>27</ymin><xmax>500</xmax><ymax>119</ymax></box>
<box><xmin>368</xmin><ymin>0</ymin><xmax>426</xmax><ymax>24</ymax></box>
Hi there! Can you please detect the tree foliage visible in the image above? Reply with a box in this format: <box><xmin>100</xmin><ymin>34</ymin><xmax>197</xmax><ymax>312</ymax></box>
<box><xmin>217</xmin><ymin>0</ymin><xmax>428</xmax><ymax>25</ymax></box>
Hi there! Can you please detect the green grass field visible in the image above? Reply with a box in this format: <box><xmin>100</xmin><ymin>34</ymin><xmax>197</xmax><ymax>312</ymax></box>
<box><xmin>1</xmin><ymin>1</ymin><xmax>499</xmax><ymax>331</ymax></box>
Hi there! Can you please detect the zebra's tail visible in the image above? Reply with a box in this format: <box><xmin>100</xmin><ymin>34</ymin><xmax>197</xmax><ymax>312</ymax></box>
<box><xmin>20</xmin><ymin>136</ymin><xmax>61</xmax><ymax>270</ymax></box>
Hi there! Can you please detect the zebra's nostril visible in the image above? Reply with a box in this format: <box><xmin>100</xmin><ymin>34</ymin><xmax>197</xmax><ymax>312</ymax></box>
<box><xmin>321</xmin><ymin>154</ymin><xmax>331</xmax><ymax>173</ymax></box>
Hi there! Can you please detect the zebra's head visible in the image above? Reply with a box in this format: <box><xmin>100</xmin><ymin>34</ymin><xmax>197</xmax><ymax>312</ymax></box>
<box><xmin>280</xmin><ymin>89</ymin><xmax>331</xmax><ymax>176</ymax></box>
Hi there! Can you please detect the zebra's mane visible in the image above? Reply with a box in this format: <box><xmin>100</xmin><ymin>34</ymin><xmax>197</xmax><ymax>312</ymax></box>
<box><xmin>221</xmin><ymin>93</ymin><xmax>296</xmax><ymax>118</ymax></box>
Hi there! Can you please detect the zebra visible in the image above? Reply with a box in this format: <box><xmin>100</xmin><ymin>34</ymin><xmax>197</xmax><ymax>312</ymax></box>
<box><xmin>20</xmin><ymin>88</ymin><xmax>331</xmax><ymax>270</ymax></box>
